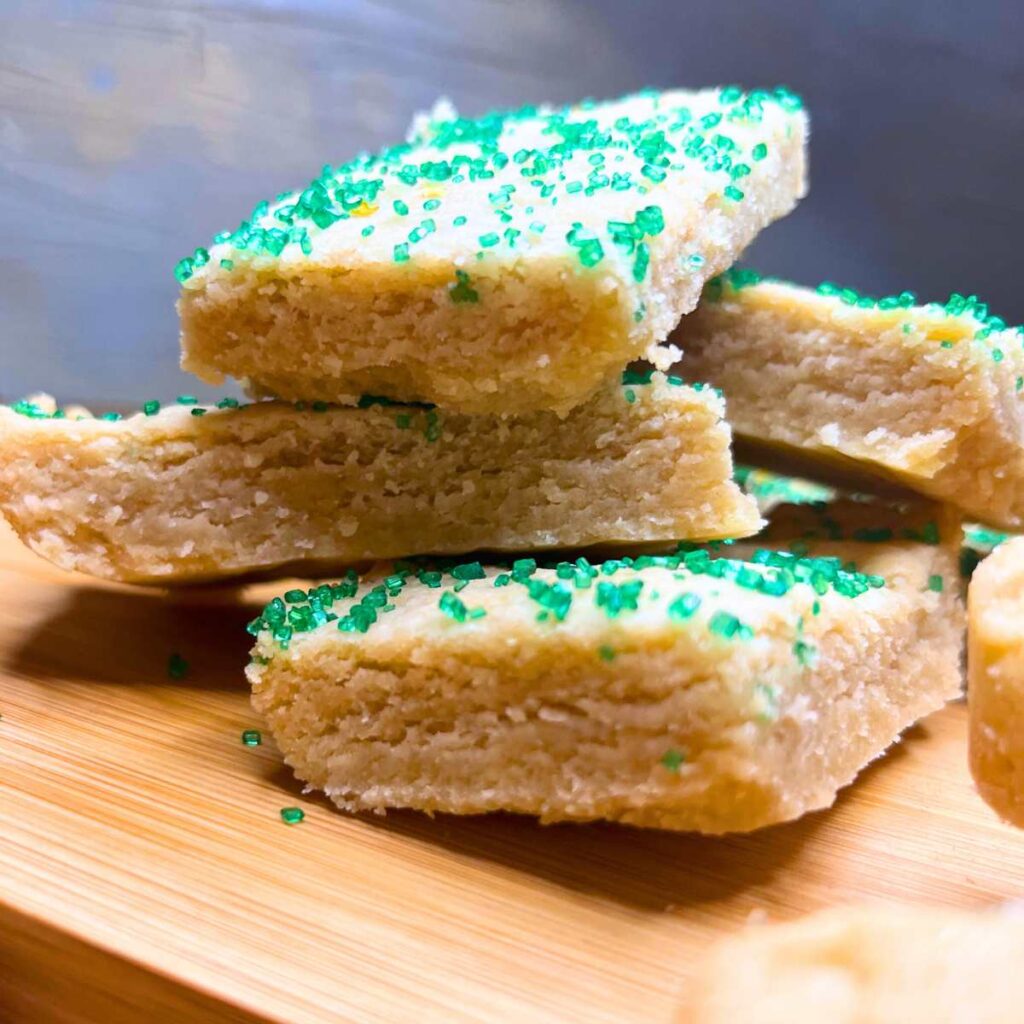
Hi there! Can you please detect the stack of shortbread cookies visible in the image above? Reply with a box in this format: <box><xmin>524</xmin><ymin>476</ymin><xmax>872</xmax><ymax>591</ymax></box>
<box><xmin>4</xmin><ymin>85</ymin><xmax>1022</xmax><ymax>835</ymax></box>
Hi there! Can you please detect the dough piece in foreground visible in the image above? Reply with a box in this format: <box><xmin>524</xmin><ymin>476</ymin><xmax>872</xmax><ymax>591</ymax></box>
<box><xmin>248</xmin><ymin>501</ymin><xmax>963</xmax><ymax>833</ymax></box>
<box><xmin>677</xmin><ymin>270</ymin><xmax>1024</xmax><ymax>528</ymax></box>
<box><xmin>677</xmin><ymin>904</ymin><xmax>1024</xmax><ymax>1024</ymax></box>
<box><xmin>969</xmin><ymin>535</ymin><xmax>1024</xmax><ymax>827</ymax></box>
<box><xmin>0</xmin><ymin>373</ymin><xmax>758</xmax><ymax>584</ymax></box>
<box><xmin>177</xmin><ymin>88</ymin><xmax>808</xmax><ymax>415</ymax></box>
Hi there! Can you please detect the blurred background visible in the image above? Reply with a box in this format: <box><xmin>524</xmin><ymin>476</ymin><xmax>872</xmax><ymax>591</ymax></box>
<box><xmin>2</xmin><ymin>0</ymin><xmax>1023</xmax><ymax>403</ymax></box>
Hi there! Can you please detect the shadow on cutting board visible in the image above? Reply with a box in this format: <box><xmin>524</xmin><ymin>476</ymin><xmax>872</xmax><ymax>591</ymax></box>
<box><xmin>5</xmin><ymin>584</ymin><xmax>263</xmax><ymax>692</ymax></box>
<box><xmin>257</xmin><ymin>731</ymin><xmax>915</xmax><ymax>915</ymax></box>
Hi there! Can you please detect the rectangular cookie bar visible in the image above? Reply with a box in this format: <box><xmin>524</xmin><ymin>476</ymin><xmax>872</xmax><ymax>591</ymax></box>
<box><xmin>678</xmin><ymin>905</ymin><xmax>1024</xmax><ymax>1023</ymax></box>
<box><xmin>0</xmin><ymin>373</ymin><xmax>758</xmax><ymax>584</ymax></box>
<box><xmin>177</xmin><ymin>88</ymin><xmax>808</xmax><ymax>415</ymax></box>
<box><xmin>247</xmin><ymin>500</ymin><xmax>963</xmax><ymax>833</ymax></box>
<box><xmin>969</xmin><ymin>535</ymin><xmax>1024</xmax><ymax>828</ymax></box>
<box><xmin>676</xmin><ymin>271</ymin><xmax>1024</xmax><ymax>527</ymax></box>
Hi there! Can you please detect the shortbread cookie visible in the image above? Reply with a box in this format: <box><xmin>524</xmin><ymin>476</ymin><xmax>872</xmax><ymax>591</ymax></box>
<box><xmin>247</xmin><ymin>501</ymin><xmax>962</xmax><ymax>833</ymax></box>
<box><xmin>0</xmin><ymin>373</ymin><xmax>758</xmax><ymax>584</ymax></box>
<box><xmin>178</xmin><ymin>88</ymin><xmax>808</xmax><ymax>415</ymax></box>
<box><xmin>677</xmin><ymin>271</ymin><xmax>1024</xmax><ymax>527</ymax></box>
<box><xmin>678</xmin><ymin>904</ymin><xmax>1024</xmax><ymax>1023</ymax></box>
<box><xmin>969</xmin><ymin>536</ymin><xmax>1024</xmax><ymax>827</ymax></box>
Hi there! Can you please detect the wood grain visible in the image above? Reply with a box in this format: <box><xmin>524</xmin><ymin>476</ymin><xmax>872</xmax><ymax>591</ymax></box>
<box><xmin>1</xmin><ymin>521</ymin><xmax>1023</xmax><ymax>1023</ymax></box>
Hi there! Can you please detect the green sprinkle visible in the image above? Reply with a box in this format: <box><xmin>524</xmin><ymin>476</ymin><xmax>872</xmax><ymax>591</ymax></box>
<box><xmin>142</xmin><ymin>400</ymin><xmax>161</xmax><ymax>416</ymax></box>
<box><xmin>176</xmin><ymin>395</ymin><xmax>198</xmax><ymax>406</ymax></box>
<box><xmin>479</xmin><ymin>232</ymin><xmax>500</xmax><ymax>247</ymax></box>
<box><xmin>395</xmin><ymin>413</ymin><xmax>411</xmax><ymax>429</ymax></box>
<box><xmin>241</xmin><ymin>729</ymin><xmax>262</xmax><ymax>747</ymax></box>
<box><xmin>668</xmin><ymin>593</ymin><xmax>702</xmax><ymax>621</ymax></box>
<box><xmin>453</xmin><ymin>215</ymin><xmax>468</xmax><ymax>226</ymax></box>
<box><xmin>190</xmin><ymin>408</ymin><xmax>206</xmax><ymax>417</ymax></box>
<box><xmin>723</xmin><ymin>185</ymin><xmax>744</xmax><ymax>202</ymax></box>
<box><xmin>280</xmin><ymin>807</ymin><xmax>305</xmax><ymax>825</ymax></box>
<box><xmin>752</xmin><ymin>142</ymin><xmax>768</xmax><ymax>161</ymax></box>
<box><xmin>439</xmin><ymin>591</ymin><xmax>469</xmax><ymax>622</ymax></box>
<box><xmin>423</xmin><ymin>198</ymin><xmax>441</xmax><ymax>211</ymax></box>
<box><xmin>393</xmin><ymin>242</ymin><xmax>410</xmax><ymax>263</ymax></box>
<box><xmin>598</xmin><ymin>645</ymin><xmax>616</xmax><ymax>662</ymax></box>
<box><xmin>632</xmin><ymin>241</ymin><xmax>650</xmax><ymax>282</ymax></box>
<box><xmin>708</xmin><ymin>611</ymin><xmax>752</xmax><ymax>640</ymax></box>
<box><xmin>793</xmin><ymin>639</ymin><xmax>817</xmax><ymax>666</ymax></box>
<box><xmin>595</xmin><ymin>580</ymin><xmax>643</xmax><ymax>618</ymax></box>
<box><xmin>660</xmin><ymin>749</ymin><xmax>686</xmax><ymax>772</ymax></box>
<box><xmin>451</xmin><ymin>561</ymin><xmax>486</xmax><ymax>582</ymax></box>
<box><xmin>449</xmin><ymin>269</ymin><xmax>479</xmax><ymax>303</ymax></box>
<box><xmin>361</xmin><ymin>225</ymin><xmax>374</xmax><ymax>237</ymax></box>
<box><xmin>217</xmin><ymin>397</ymin><xmax>240</xmax><ymax>409</ymax></box>
<box><xmin>219</xmin><ymin>258</ymin><xmax>234</xmax><ymax>270</ymax></box>
<box><xmin>928</xmin><ymin>574</ymin><xmax>944</xmax><ymax>593</ymax></box>
<box><xmin>393</xmin><ymin>199</ymin><xmax>409</xmax><ymax>216</ymax></box>
<box><xmin>167</xmin><ymin>652</ymin><xmax>189</xmax><ymax>680</ymax></box>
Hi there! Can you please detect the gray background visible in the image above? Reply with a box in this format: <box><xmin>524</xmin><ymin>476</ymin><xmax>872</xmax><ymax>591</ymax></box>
<box><xmin>2</xmin><ymin>0</ymin><xmax>1023</xmax><ymax>404</ymax></box>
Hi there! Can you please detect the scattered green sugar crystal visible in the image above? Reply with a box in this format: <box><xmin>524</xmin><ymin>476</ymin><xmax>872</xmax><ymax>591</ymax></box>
<box><xmin>439</xmin><ymin>591</ymin><xmax>469</xmax><ymax>622</ymax></box>
<box><xmin>595</xmin><ymin>579</ymin><xmax>643</xmax><ymax>617</ymax></box>
<box><xmin>241</xmin><ymin>729</ymin><xmax>262</xmax><ymax>747</ymax></box>
<box><xmin>280</xmin><ymin>806</ymin><xmax>305</xmax><ymax>825</ymax></box>
<box><xmin>598</xmin><ymin>644</ymin><xmax>617</xmax><ymax>662</ymax></box>
<box><xmin>660</xmin><ymin>748</ymin><xmax>686</xmax><ymax>772</ymax></box>
<box><xmin>449</xmin><ymin>269</ymin><xmax>479</xmax><ymax>303</ymax></box>
<box><xmin>176</xmin><ymin>395</ymin><xmax>198</xmax><ymax>406</ymax></box>
<box><xmin>393</xmin><ymin>242</ymin><xmax>410</xmax><ymax>263</ymax></box>
<box><xmin>167</xmin><ymin>652</ymin><xmax>189</xmax><ymax>680</ymax></box>
<box><xmin>793</xmin><ymin>639</ymin><xmax>817</xmax><ymax>666</ymax></box>
<box><xmin>142</xmin><ymin>400</ymin><xmax>161</xmax><ymax>416</ymax></box>
<box><xmin>928</xmin><ymin>574</ymin><xmax>944</xmax><ymax>593</ymax></box>
<box><xmin>708</xmin><ymin>611</ymin><xmax>753</xmax><ymax>640</ymax></box>
<box><xmin>668</xmin><ymin>593</ymin><xmax>702</xmax><ymax>621</ymax></box>
<box><xmin>451</xmin><ymin>561</ymin><xmax>486</xmax><ymax>582</ymax></box>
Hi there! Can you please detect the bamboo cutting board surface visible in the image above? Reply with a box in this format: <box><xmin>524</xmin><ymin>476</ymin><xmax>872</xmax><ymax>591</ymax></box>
<box><xmin>1</xmin><ymin>521</ymin><xmax>1023</xmax><ymax>1023</ymax></box>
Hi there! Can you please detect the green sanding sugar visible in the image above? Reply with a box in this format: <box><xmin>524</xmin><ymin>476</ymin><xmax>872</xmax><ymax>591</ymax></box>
<box><xmin>174</xmin><ymin>86</ymin><xmax>805</xmax><ymax>279</ymax></box>
<box><xmin>248</xmin><ymin>520</ymin><xmax>890</xmax><ymax>650</ymax></box>
<box><xmin>280</xmin><ymin>806</ymin><xmax>305</xmax><ymax>824</ymax></box>
<box><xmin>449</xmin><ymin>269</ymin><xmax>479</xmax><ymax>303</ymax></box>
<box><xmin>660</xmin><ymin>748</ymin><xmax>686</xmax><ymax>771</ymax></box>
<box><xmin>167</xmin><ymin>652</ymin><xmax>189</xmax><ymax>679</ymax></box>
<box><xmin>241</xmin><ymin>729</ymin><xmax>262</xmax><ymax>746</ymax></box>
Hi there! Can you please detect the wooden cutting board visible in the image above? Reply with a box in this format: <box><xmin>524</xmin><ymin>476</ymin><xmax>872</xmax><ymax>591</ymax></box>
<box><xmin>1</xmin><ymin>522</ymin><xmax>1023</xmax><ymax>1024</ymax></box>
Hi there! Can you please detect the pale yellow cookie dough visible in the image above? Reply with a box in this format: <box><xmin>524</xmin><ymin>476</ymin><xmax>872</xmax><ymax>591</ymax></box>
<box><xmin>677</xmin><ymin>271</ymin><xmax>1024</xmax><ymax>527</ymax></box>
<box><xmin>678</xmin><ymin>904</ymin><xmax>1024</xmax><ymax>1023</ymax></box>
<box><xmin>247</xmin><ymin>501</ymin><xmax>963</xmax><ymax>833</ymax></box>
<box><xmin>0</xmin><ymin>373</ymin><xmax>758</xmax><ymax>584</ymax></box>
<box><xmin>969</xmin><ymin>535</ymin><xmax>1024</xmax><ymax>827</ymax></box>
<box><xmin>178</xmin><ymin>88</ymin><xmax>808</xmax><ymax>415</ymax></box>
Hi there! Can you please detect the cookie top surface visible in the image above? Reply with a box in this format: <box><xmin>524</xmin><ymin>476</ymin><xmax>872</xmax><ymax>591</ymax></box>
<box><xmin>175</xmin><ymin>87</ymin><xmax>806</xmax><ymax>288</ymax></box>
<box><xmin>700</xmin><ymin>268</ymin><xmax>1023</xmax><ymax>364</ymax></box>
